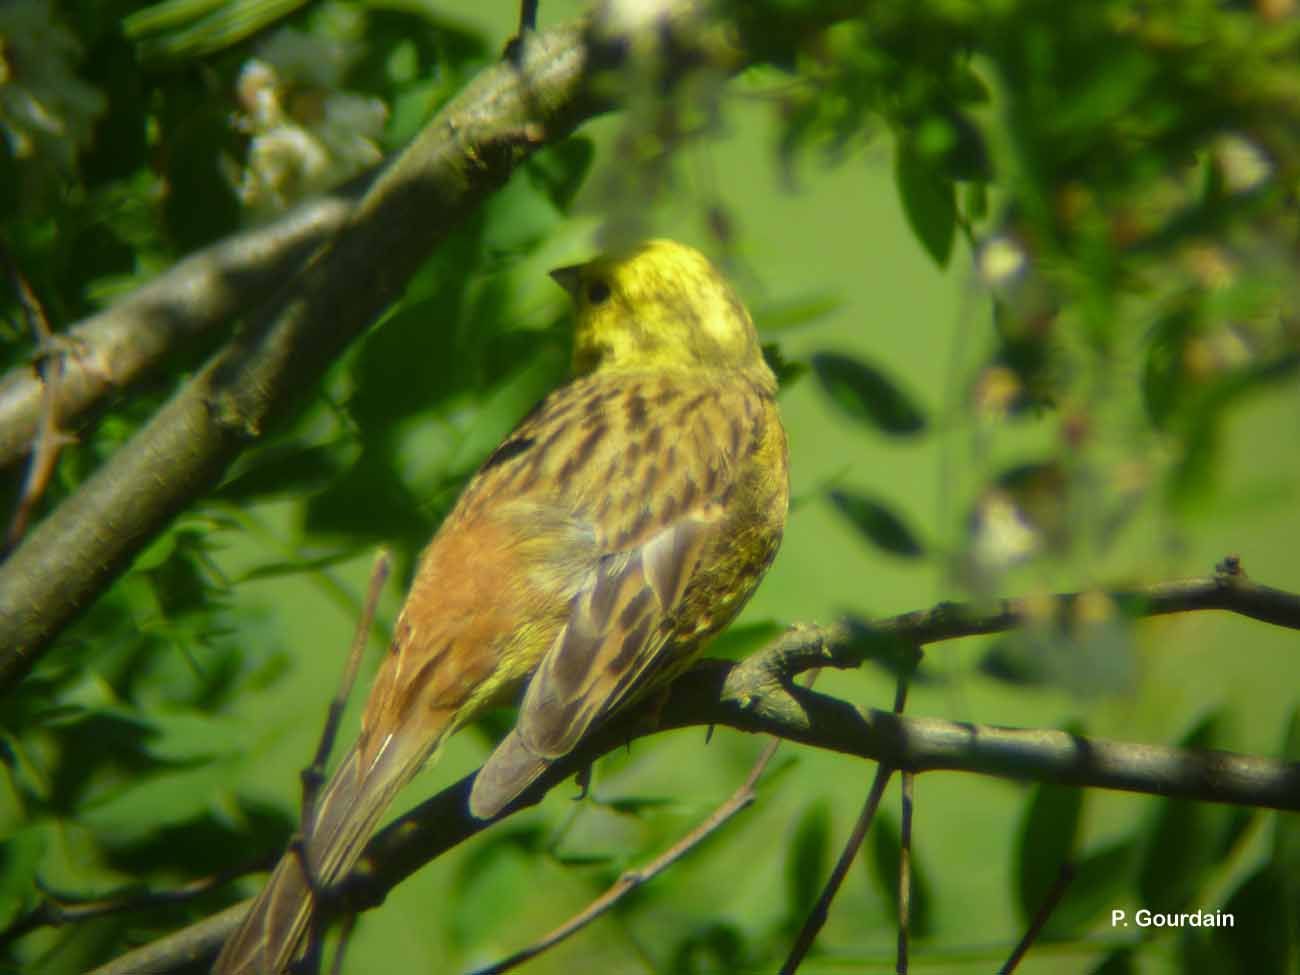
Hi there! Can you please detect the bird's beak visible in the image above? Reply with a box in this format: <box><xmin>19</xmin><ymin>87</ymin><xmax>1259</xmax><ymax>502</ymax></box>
<box><xmin>548</xmin><ymin>263</ymin><xmax>583</xmax><ymax>297</ymax></box>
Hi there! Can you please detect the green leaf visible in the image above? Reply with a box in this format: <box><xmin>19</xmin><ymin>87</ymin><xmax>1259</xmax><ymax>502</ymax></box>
<box><xmin>133</xmin><ymin>530</ymin><xmax>178</xmax><ymax>572</ymax></box>
<box><xmin>1048</xmin><ymin>48</ymin><xmax>1155</xmax><ymax>144</ymax></box>
<box><xmin>838</xmin><ymin>617</ymin><xmax>930</xmax><ymax>682</ymax></box>
<box><xmin>936</xmin><ymin>110</ymin><xmax>991</xmax><ymax>182</ymax></box>
<box><xmin>829</xmin><ymin>489</ymin><xmax>924</xmax><ymax>558</ymax></box>
<box><xmin>232</xmin><ymin>548</ymin><xmax>364</xmax><ymax>584</ymax></box>
<box><xmin>38</xmin><ymin>708</ymin><xmax>156</xmax><ymax>814</ymax></box>
<box><xmin>481</xmin><ymin>170</ymin><xmax>565</xmax><ymax>258</ymax></box>
<box><xmin>106</xmin><ymin>799</ymin><xmax>293</xmax><ymax>878</ymax></box>
<box><xmin>785</xmin><ymin>799</ymin><xmax>831</xmax><ymax>925</ymax></box>
<box><xmin>1016</xmin><ymin>781</ymin><xmax>1083</xmax><ymax>926</ymax></box>
<box><xmin>1050</xmin><ymin>840</ymin><xmax>1138</xmax><ymax>934</ymax></box>
<box><xmin>526</xmin><ymin>137</ymin><xmax>596</xmax><ymax>212</ymax></box>
<box><xmin>450</xmin><ymin>825</ymin><xmax>543</xmax><ymax>946</ymax></box>
<box><xmin>670</xmin><ymin>921</ymin><xmax>749</xmax><ymax>975</ymax></box>
<box><xmin>547</xmin><ymin>850</ymin><xmax>617</xmax><ymax>867</ymax></box>
<box><xmin>1212</xmin><ymin>805</ymin><xmax>1254</xmax><ymax>861</ymax></box>
<box><xmin>979</xmin><ymin>635</ymin><xmax>1053</xmax><ymax>686</ymax></box>
<box><xmin>0</xmin><ymin>825</ymin><xmax>47</xmax><ymax>928</ymax></box>
<box><xmin>762</xmin><ymin>342</ymin><xmax>809</xmax><ymax>390</ymax></box>
<box><xmin>753</xmin><ymin>292</ymin><xmax>843</xmax><ymax>333</ymax></box>
<box><xmin>811</xmin><ymin>352</ymin><xmax>927</xmax><ymax>435</ymax></box>
<box><xmin>598</xmin><ymin>795</ymin><xmax>681</xmax><ymax>816</ymax></box>
<box><xmin>1137</xmin><ymin>714</ymin><xmax>1230</xmax><ymax>914</ymax></box>
<box><xmin>1178</xmin><ymin>922</ymin><xmax>1238</xmax><ymax>974</ymax></box>
<box><xmin>1271</xmin><ymin>708</ymin><xmax>1300</xmax><ymax>963</ymax></box>
<box><xmin>978</xmin><ymin>608</ymin><xmax>1135</xmax><ymax>697</ymax></box>
<box><xmin>217</xmin><ymin>440</ymin><xmax>360</xmax><ymax>503</ymax></box>
<box><xmin>127</xmin><ymin>0</ymin><xmax>310</xmax><ymax>60</ymax></box>
<box><xmin>449</xmin><ymin>838</ymin><xmax>533</xmax><ymax>947</ymax></box>
<box><xmin>124</xmin><ymin>0</ymin><xmax>233</xmax><ymax>36</ymax></box>
<box><xmin>1213</xmin><ymin>865</ymin><xmax>1292</xmax><ymax>973</ymax></box>
<box><xmin>1141</xmin><ymin>306</ymin><xmax>1197</xmax><ymax>430</ymax></box>
<box><xmin>894</xmin><ymin>139</ymin><xmax>956</xmax><ymax>268</ymax></box>
<box><xmin>160</xmin><ymin>89</ymin><xmax>241</xmax><ymax>251</ymax></box>
<box><xmin>85</xmin><ymin>762</ymin><xmax>242</xmax><ymax>846</ymax></box>
<box><xmin>444</xmin><ymin>344</ymin><xmax>568</xmax><ymax>476</ymax></box>
<box><xmin>144</xmin><ymin>711</ymin><xmax>253</xmax><ymax>764</ymax></box>
<box><xmin>1090</xmin><ymin>947</ymin><xmax>1136</xmax><ymax>975</ymax></box>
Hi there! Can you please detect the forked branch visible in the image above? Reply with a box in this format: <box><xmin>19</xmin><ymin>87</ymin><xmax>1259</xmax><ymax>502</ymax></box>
<box><xmin>86</xmin><ymin>570</ymin><xmax>1300</xmax><ymax>975</ymax></box>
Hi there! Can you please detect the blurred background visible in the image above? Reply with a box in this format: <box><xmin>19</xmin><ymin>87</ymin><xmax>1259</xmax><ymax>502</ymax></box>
<box><xmin>2</xmin><ymin>1</ymin><xmax>1297</xmax><ymax>973</ymax></box>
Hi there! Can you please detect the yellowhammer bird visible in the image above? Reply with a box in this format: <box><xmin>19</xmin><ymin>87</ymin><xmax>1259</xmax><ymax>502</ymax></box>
<box><xmin>213</xmin><ymin>239</ymin><xmax>789</xmax><ymax>974</ymax></box>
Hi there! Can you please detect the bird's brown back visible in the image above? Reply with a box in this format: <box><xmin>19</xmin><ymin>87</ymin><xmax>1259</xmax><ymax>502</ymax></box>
<box><xmin>360</xmin><ymin>365</ymin><xmax>787</xmax><ymax>776</ymax></box>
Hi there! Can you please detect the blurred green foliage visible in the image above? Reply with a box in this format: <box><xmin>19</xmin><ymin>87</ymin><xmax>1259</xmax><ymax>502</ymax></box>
<box><xmin>2</xmin><ymin>1</ymin><xmax>1298</xmax><ymax>973</ymax></box>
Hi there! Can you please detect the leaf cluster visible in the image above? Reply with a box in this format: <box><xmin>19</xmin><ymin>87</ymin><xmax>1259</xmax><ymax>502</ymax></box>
<box><xmin>1</xmin><ymin>2</ymin><xmax>1297</xmax><ymax>973</ymax></box>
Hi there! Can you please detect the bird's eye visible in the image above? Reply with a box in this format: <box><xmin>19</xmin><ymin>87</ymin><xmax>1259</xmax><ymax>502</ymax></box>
<box><xmin>586</xmin><ymin>280</ymin><xmax>612</xmax><ymax>305</ymax></box>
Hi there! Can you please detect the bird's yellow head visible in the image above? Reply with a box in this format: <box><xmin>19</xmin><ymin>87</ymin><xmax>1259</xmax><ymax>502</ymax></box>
<box><xmin>552</xmin><ymin>239</ymin><xmax>773</xmax><ymax>389</ymax></box>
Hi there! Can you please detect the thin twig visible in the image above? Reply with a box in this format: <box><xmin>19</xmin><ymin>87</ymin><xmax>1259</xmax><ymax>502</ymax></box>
<box><xmin>1000</xmin><ymin>862</ymin><xmax>1074</xmax><ymax>973</ymax></box>
<box><xmin>735</xmin><ymin>568</ymin><xmax>1300</xmax><ymax>701</ymax></box>
<box><xmin>896</xmin><ymin>771</ymin><xmax>914</xmax><ymax>975</ymax></box>
<box><xmin>780</xmin><ymin>650</ymin><xmax>920</xmax><ymax>974</ymax></box>
<box><xmin>779</xmin><ymin>767</ymin><xmax>892</xmax><ymax>974</ymax></box>
<box><xmin>89</xmin><ymin>571</ymin><xmax>1300</xmax><ymax>975</ymax></box>
<box><xmin>289</xmin><ymin>550</ymin><xmax>391</xmax><ymax>974</ymax></box>
<box><xmin>0</xmin><ymin>858</ymin><xmax>271</xmax><ymax>951</ymax></box>
<box><xmin>519</xmin><ymin>0</ymin><xmax>539</xmax><ymax>33</ymax></box>
<box><xmin>92</xmin><ymin>680</ymin><xmax>1300</xmax><ymax>975</ymax></box>
<box><xmin>470</xmin><ymin>737</ymin><xmax>785</xmax><ymax>975</ymax></box>
<box><xmin>0</xmin><ymin>240</ymin><xmax>75</xmax><ymax>552</ymax></box>
<box><xmin>328</xmin><ymin>914</ymin><xmax>357</xmax><ymax>975</ymax></box>
<box><xmin>0</xmin><ymin>9</ymin><xmax>604</xmax><ymax>693</ymax></box>
<box><xmin>302</xmin><ymin>549</ymin><xmax>392</xmax><ymax>828</ymax></box>
<box><xmin>0</xmin><ymin>189</ymin><xmax>362</xmax><ymax>471</ymax></box>
<box><xmin>468</xmin><ymin>679</ymin><xmax>825</xmax><ymax>975</ymax></box>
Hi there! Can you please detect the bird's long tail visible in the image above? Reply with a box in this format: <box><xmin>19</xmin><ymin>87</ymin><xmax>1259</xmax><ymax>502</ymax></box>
<box><xmin>212</xmin><ymin>730</ymin><xmax>432</xmax><ymax>975</ymax></box>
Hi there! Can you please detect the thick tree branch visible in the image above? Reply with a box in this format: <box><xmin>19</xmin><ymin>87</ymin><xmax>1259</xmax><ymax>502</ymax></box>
<box><xmin>92</xmin><ymin>682</ymin><xmax>1300</xmax><ymax>974</ymax></box>
<box><xmin>0</xmin><ymin>0</ymin><xmax>781</xmax><ymax>474</ymax></box>
<box><xmin>0</xmin><ymin>0</ymin><xmax>869</xmax><ymax>479</ymax></box>
<box><xmin>0</xmin><ymin>239</ymin><xmax>76</xmax><ymax>550</ymax></box>
<box><xmin>0</xmin><ymin>189</ymin><xmax>361</xmax><ymax>472</ymax></box>
<box><xmin>0</xmin><ymin>9</ymin><xmax>630</xmax><ymax>692</ymax></box>
<box><xmin>89</xmin><ymin>574</ymin><xmax>1300</xmax><ymax>975</ymax></box>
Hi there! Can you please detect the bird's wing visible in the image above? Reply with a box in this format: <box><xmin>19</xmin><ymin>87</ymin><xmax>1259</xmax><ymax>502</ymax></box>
<box><xmin>522</xmin><ymin>501</ymin><xmax>725</xmax><ymax>756</ymax></box>
<box><xmin>468</xmin><ymin>502</ymin><xmax>724</xmax><ymax>819</ymax></box>
<box><xmin>466</xmin><ymin>373</ymin><xmax>778</xmax><ymax>819</ymax></box>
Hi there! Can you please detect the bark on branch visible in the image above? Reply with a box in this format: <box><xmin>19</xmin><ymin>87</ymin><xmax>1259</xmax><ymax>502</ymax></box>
<box><xmin>0</xmin><ymin>187</ymin><xmax>363</xmax><ymax>471</ymax></box>
<box><xmin>88</xmin><ymin>573</ymin><xmax>1300</xmax><ymax>975</ymax></box>
<box><xmin>0</xmin><ymin>11</ymin><xmax>617</xmax><ymax>692</ymax></box>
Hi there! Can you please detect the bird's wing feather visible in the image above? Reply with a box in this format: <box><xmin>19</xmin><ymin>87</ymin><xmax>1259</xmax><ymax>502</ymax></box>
<box><xmin>468</xmin><ymin>505</ymin><xmax>722</xmax><ymax>820</ymax></box>
<box><xmin>467</xmin><ymin>375</ymin><xmax>770</xmax><ymax>819</ymax></box>
<box><xmin>520</xmin><ymin>503</ymin><xmax>723</xmax><ymax>757</ymax></box>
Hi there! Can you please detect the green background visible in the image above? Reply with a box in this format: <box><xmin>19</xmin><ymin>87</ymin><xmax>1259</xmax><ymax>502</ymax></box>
<box><xmin>2</xmin><ymin>1</ymin><xmax>1297</xmax><ymax>973</ymax></box>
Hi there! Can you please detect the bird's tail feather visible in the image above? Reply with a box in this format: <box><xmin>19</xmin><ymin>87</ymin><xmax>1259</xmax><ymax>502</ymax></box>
<box><xmin>213</xmin><ymin>730</ymin><xmax>433</xmax><ymax>975</ymax></box>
